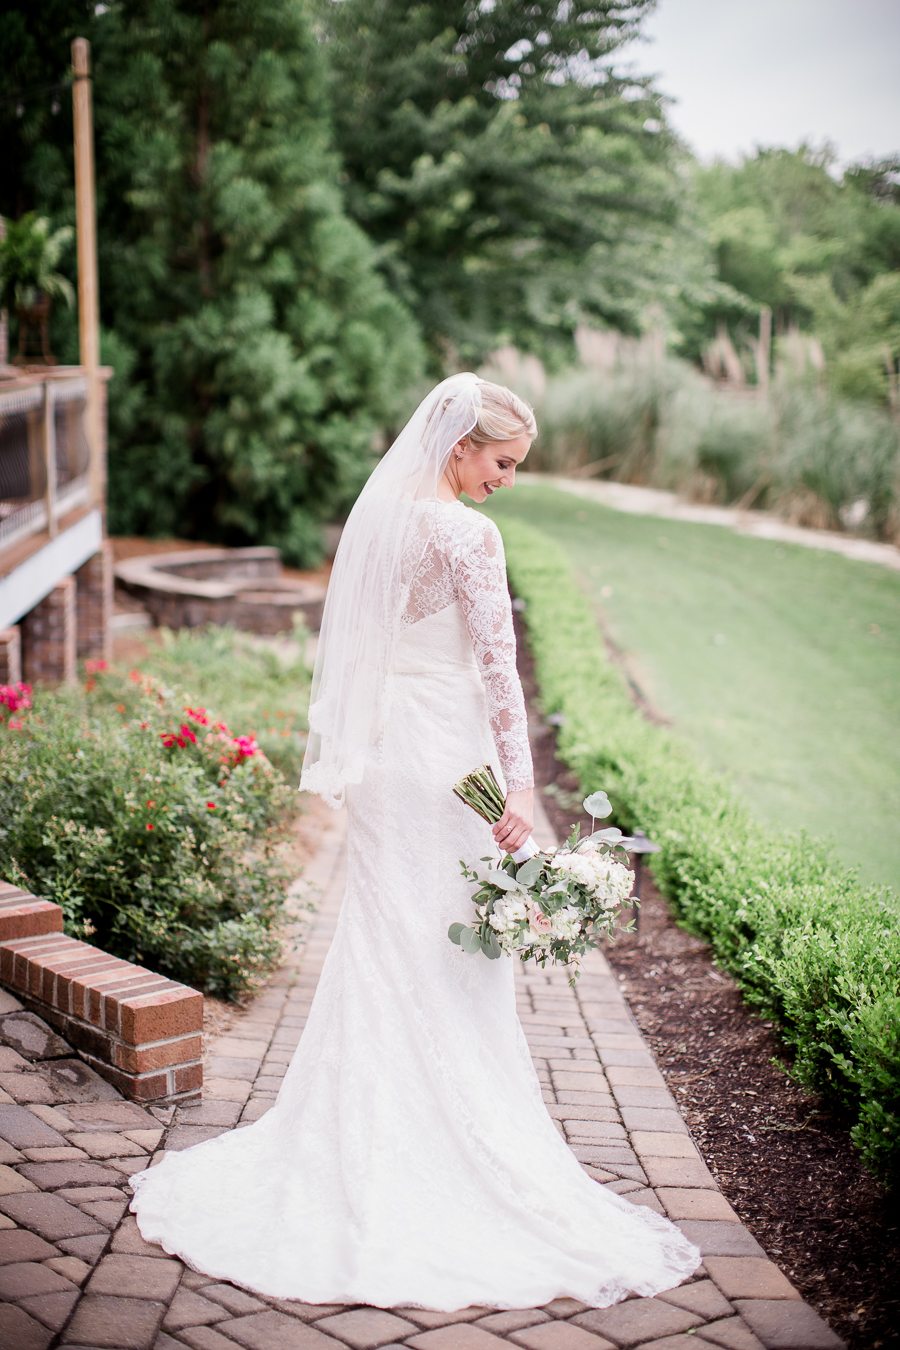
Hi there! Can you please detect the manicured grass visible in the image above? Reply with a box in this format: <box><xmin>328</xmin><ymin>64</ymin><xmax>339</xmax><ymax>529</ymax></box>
<box><xmin>484</xmin><ymin>484</ymin><xmax>900</xmax><ymax>889</ymax></box>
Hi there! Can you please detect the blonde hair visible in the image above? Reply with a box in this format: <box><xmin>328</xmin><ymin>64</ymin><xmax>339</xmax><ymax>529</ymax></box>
<box><xmin>469</xmin><ymin>380</ymin><xmax>537</xmax><ymax>445</ymax></box>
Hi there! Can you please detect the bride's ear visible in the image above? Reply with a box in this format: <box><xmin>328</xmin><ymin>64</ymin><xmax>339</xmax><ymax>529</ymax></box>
<box><xmin>454</xmin><ymin>436</ymin><xmax>467</xmax><ymax>461</ymax></box>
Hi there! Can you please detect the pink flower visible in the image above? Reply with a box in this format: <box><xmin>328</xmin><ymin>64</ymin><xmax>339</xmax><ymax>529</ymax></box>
<box><xmin>184</xmin><ymin>706</ymin><xmax>210</xmax><ymax>726</ymax></box>
<box><xmin>0</xmin><ymin>683</ymin><xmax>32</xmax><ymax>714</ymax></box>
<box><xmin>232</xmin><ymin>735</ymin><xmax>258</xmax><ymax>758</ymax></box>
<box><xmin>207</xmin><ymin>801</ymin><xmax>216</xmax><ymax>810</ymax></box>
<box><xmin>529</xmin><ymin>909</ymin><xmax>552</xmax><ymax>935</ymax></box>
<box><xmin>84</xmin><ymin>659</ymin><xmax>108</xmax><ymax>674</ymax></box>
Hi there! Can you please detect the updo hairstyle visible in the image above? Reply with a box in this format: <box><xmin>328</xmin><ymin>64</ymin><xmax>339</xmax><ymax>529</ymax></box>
<box><xmin>469</xmin><ymin>380</ymin><xmax>537</xmax><ymax>445</ymax></box>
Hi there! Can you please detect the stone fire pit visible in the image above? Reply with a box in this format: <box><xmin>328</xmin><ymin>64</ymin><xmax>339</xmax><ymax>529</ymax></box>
<box><xmin>114</xmin><ymin>546</ymin><xmax>326</xmax><ymax>634</ymax></box>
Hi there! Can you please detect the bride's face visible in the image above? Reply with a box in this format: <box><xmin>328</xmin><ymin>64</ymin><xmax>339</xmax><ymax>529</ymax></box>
<box><xmin>454</xmin><ymin>433</ymin><xmax>532</xmax><ymax>503</ymax></box>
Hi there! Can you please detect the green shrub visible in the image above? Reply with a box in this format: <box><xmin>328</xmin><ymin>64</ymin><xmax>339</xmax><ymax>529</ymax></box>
<box><xmin>0</xmin><ymin>668</ymin><xmax>293</xmax><ymax>999</ymax></box>
<box><xmin>124</xmin><ymin>623</ymin><xmax>311</xmax><ymax>784</ymax></box>
<box><xmin>499</xmin><ymin>515</ymin><xmax>900</xmax><ymax>1188</ymax></box>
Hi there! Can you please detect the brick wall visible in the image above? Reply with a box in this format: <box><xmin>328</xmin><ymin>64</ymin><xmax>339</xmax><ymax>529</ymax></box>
<box><xmin>0</xmin><ymin>886</ymin><xmax>203</xmax><ymax>1105</ymax></box>
<box><xmin>76</xmin><ymin>540</ymin><xmax>113</xmax><ymax>662</ymax></box>
<box><xmin>20</xmin><ymin>575</ymin><xmax>77</xmax><ymax>684</ymax></box>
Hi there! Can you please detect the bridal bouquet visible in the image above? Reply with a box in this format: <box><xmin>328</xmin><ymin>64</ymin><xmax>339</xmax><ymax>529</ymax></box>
<box><xmin>449</xmin><ymin>766</ymin><xmax>635</xmax><ymax>976</ymax></box>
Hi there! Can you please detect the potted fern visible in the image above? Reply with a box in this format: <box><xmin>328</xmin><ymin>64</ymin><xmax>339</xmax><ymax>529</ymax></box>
<box><xmin>0</xmin><ymin>213</ymin><xmax>74</xmax><ymax>367</ymax></box>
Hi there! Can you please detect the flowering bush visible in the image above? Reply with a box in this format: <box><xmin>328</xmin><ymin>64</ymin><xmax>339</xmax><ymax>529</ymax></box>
<box><xmin>451</xmin><ymin>819</ymin><xmax>634</xmax><ymax>975</ymax></box>
<box><xmin>0</xmin><ymin>667</ymin><xmax>292</xmax><ymax>998</ymax></box>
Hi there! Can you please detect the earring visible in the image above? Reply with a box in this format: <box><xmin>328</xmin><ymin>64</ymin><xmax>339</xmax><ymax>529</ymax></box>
<box><xmin>456</xmin><ymin>453</ymin><xmax>463</xmax><ymax>460</ymax></box>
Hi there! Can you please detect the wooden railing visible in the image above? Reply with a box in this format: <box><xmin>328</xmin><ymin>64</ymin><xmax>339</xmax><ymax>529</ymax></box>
<box><xmin>0</xmin><ymin>366</ymin><xmax>108</xmax><ymax>554</ymax></box>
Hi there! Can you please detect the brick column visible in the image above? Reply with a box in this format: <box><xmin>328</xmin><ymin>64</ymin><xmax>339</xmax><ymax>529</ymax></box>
<box><xmin>76</xmin><ymin>539</ymin><xmax>113</xmax><ymax>662</ymax></box>
<box><xmin>0</xmin><ymin>626</ymin><xmax>22</xmax><ymax>685</ymax></box>
<box><xmin>21</xmin><ymin>576</ymin><xmax>77</xmax><ymax>684</ymax></box>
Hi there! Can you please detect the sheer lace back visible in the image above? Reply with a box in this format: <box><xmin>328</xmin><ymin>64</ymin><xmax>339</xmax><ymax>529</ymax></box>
<box><xmin>399</xmin><ymin>502</ymin><xmax>533</xmax><ymax>793</ymax></box>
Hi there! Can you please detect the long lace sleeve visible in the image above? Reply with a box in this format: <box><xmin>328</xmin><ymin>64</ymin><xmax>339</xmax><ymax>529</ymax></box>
<box><xmin>451</xmin><ymin>515</ymin><xmax>534</xmax><ymax>792</ymax></box>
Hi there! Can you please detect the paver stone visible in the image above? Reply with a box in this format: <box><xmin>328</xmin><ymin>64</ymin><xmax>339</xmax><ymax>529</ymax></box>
<box><xmin>0</xmin><ymin>1227</ymin><xmax>59</xmax><ymax>1263</ymax></box>
<box><xmin>402</xmin><ymin>1306</ymin><xmax>493</xmax><ymax>1328</ymax></box>
<box><xmin>0</xmin><ymin>1190</ymin><xmax>108</xmax><ymax>1239</ymax></box>
<box><xmin>509</xmin><ymin>1320</ymin><xmax>616</xmax><ymax>1348</ymax></box>
<box><xmin>45</xmin><ymin>1253</ymin><xmax>93</xmax><ymax>1284</ymax></box>
<box><xmin>65</xmin><ymin>1292</ymin><xmax>168</xmax><ymax>1349</ymax></box>
<box><xmin>178</xmin><ymin>1327</ymin><xmax>260</xmax><ymax>1350</ymax></box>
<box><xmin>202</xmin><ymin>1282</ymin><xmax>269</xmax><ymax>1314</ymax></box>
<box><xmin>0</xmin><ymin>1257</ymin><xmax>77</xmax><ymax>1298</ymax></box>
<box><xmin>405</xmin><ymin>1326</ymin><xmax>509</xmax><ymax>1349</ymax></box>
<box><xmin>641</xmin><ymin>1157</ymin><xmax>717</xmax><ymax>1190</ymax></box>
<box><xmin>474</xmin><ymin>1310</ymin><xmax>550</xmax><ymax>1333</ymax></box>
<box><xmin>732</xmin><ymin>1300</ymin><xmax>846</xmax><ymax>1350</ymax></box>
<box><xmin>316</xmin><ymin>1306</ymin><xmax>420</xmax><ymax>1347</ymax></box>
<box><xmin>88</xmin><ymin>1252</ymin><xmax>183</xmax><ymax>1301</ymax></box>
<box><xmin>0</xmin><ymin>1102</ymin><xmax>67</xmax><ymax>1148</ymax></box>
<box><xmin>163</xmin><ymin>1286</ymin><xmax>231</xmax><ymax>1330</ymax></box>
<box><xmin>0</xmin><ymin>1071</ymin><xmax>64</xmax><ymax>1104</ymax></box>
<box><xmin>657</xmin><ymin>1189</ymin><xmax>739</xmax><ymax>1222</ymax></box>
<box><xmin>111</xmin><ymin>1214</ymin><xmax>171</xmax><ymax>1259</ymax></box>
<box><xmin>69</xmin><ymin>1131</ymin><xmax>148</xmax><ymax>1158</ymax></box>
<box><xmin>0</xmin><ymin>1012</ymin><xmax>73</xmax><ymax>1061</ymax></box>
<box><xmin>694</xmin><ymin>1316</ymin><xmax>767</xmax><ymax>1350</ymax></box>
<box><xmin>0</xmin><ymin>1301</ymin><xmax>54</xmax><ymax>1350</ymax></box>
<box><xmin>224</xmin><ymin>1308</ymin><xmax>349</xmax><ymax>1348</ymax></box>
<box><xmin>676</xmin><ymin>1223</ymin><xmax>766</xmax><ymax>1258</ymax></box>
<box><xmin>0</xmin><ymin>1162</ymin><xmax>38</xmax><ymax>1194</ymax></box>
<box><xmin>704</xmin><ymin>1257</ymin><xmax>800</xmax><ymax>1301</ymax></box>
<box><xmin>657</xmin><ymin>1279</ymin><xmax>733</xmax><ymax>1320</ymax></box>
<box><xmin>19</xmin><ymin>1288</ymin><xmax>81</xmax><ymax>1331</ymax></box>
<box><xmin>173</xmin><ymin>1102</ymin><xmax>242</xmax><ymax>1128</ymax></box>
<box><xmin>573</xmin><ymin>1296</ymin><xmax>702</xmax><ymax>1345</ymax></box>
<box><xmin>164</xmin><ymin>1124</ymin><xmax>228</xmax><ymax>1151</ymax></box>
<box><xmin>58</xmin><ymin>1232</ymin><xmax>109</xmax><ymax>1262</ymax></box>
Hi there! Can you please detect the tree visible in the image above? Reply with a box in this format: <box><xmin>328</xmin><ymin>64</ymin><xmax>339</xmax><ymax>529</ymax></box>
<box><xmin>2</xmin><ymin>0</ymin><xmax>424</xmax><ymax>562</ymax></box>
<box><xmin>318</xmin><ymin>0</ymin><xmax>687</xmax><ymax>363</ymax></box>
<box><xmin>690</xmin><ymin>146</ymin><xmax>900</xmax><ymax>394</ymax></box>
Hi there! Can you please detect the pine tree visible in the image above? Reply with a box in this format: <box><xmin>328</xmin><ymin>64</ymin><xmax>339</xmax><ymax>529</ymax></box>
<box><xmin>2</xmin><ymin>0</ymin><xmax>424</xmax><ymax>562</ymax></box>
<box><xmin>318</xmin><ymin>0</ymin><xmax>684</xmax><ymax>362</ymax></box>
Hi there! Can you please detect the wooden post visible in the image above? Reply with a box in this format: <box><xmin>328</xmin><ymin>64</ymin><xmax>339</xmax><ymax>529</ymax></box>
<box><xmin>43</xmin><ymin>380</ymin><xmax>58</xmax><ymax>539</ymax></box>
<box><xmin>72</xmin><ymin>38</ymin><xmax>102</xmax><ymax>510</ymax></box>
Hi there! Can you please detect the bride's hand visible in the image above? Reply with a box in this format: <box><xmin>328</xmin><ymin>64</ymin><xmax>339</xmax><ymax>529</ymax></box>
<box><xmin>493</xmin><ymin>788</ymin><xmax>534</xmax><ymax>855</ymax></box>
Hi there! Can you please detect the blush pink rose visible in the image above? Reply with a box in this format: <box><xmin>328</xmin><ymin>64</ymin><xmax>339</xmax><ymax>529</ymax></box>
<box><xmin>529</xmin><ymin>909</ymin><xmax>552</xmax><ymax>934</ymax></box>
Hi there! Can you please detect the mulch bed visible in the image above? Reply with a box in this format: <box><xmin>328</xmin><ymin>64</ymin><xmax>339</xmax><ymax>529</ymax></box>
<box><xmin>514</xmin><ymin>613</ymin><xmax>900</xmax><ymax>1350</ymax></box>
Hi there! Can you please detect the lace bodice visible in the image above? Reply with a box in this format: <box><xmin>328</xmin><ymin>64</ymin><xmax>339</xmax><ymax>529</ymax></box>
<box><xmin>399</xmin><ymin>502</ymin><xmax>533</xmax><ymax>793</ymax></box>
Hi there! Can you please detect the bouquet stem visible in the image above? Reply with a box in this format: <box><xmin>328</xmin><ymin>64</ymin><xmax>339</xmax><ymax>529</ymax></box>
<box><xmin>453</xmin><ymin>765</ymin><xmax>538</xmax><ymax>862</ymax></box>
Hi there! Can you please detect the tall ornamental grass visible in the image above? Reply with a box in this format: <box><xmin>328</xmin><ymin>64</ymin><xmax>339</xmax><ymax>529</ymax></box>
<box><xmin>492</xmin><ymin>336</ymin><xmax>900</xmax><ymax>542</ymax></box>
<box><xmin>499</xmin><ymin>516</ymin><xmax>900</xmax><ymax>1189</ymax></box>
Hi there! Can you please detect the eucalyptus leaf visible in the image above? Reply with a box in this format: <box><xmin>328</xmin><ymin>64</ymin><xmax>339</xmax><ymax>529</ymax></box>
<box><xmin>460</xmin><ymin>927</ymin><xmax>483</xmax><ymax>955</ymax></box>
<box><xmin>516</xmin><ymin>857</ymin><xmax>542</xmax><ymax>888</ymax></box>
<box><xmin>583</xmin><ymin>791</ymin><xmax>612</xmax><ymax>818</ymax></box>
<box><xmin>448</xmin><ymin>922</ymin><xmax>465</xmax><ymax>945</ymax></box>
<box><xmin>488</xmin><ymin>870</ymin><xmax>524</xmax><ymax>893</ymax></box>
<box><xmin>484</xmin><ymin>931</ymin><xmax>502</xmax><ymax>960</ymax></box>
<box><xmin>544</xmin><ymin>881</ymin><xmax>569</xmax><ymax>895</ymax></box>
<box><xmin>589</xmin><ymin>827</ymin><xmax>623</xmax><ymax>843</ymax></box>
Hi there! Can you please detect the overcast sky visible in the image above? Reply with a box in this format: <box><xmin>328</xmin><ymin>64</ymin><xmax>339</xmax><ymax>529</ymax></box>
<box><xmin>617</xmin><ymin>0</ymin><xmax>900</xmax><ymax>167</ymax></box>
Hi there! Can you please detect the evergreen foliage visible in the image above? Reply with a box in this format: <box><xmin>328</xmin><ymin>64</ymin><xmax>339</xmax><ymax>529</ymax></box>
<box><xmin>320</xmin><ymin>0</ymin><xmax>691</xmax><ymax>362</ymax></box>
<box><xmin>2</xmin><ymin>0</ymin><xmax>424</xmax><ymax>562</ymax></box>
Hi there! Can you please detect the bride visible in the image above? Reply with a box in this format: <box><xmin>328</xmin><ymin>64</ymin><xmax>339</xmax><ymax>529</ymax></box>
<box><xmin>130</xmin><ymin>373</ymin><xmax>700</xmax><ymax>1310</ymax></box>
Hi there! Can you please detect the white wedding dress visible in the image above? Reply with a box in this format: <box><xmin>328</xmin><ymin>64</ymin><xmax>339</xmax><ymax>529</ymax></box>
<box><xmin>130</xmin><ymin>501</ymin><xmax>700</xmax><ymax>1309</ymax></box>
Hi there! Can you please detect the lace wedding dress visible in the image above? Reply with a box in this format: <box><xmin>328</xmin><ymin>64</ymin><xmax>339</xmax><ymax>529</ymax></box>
<box><xmin>130</xmin><ymin>501</ymin><xmax>700</xmax><ymax>1309</ymax></box>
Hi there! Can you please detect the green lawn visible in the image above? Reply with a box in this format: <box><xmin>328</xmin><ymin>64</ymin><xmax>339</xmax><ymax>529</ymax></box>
<box><xmin>484</xmin><ymin>483</ymin><xmax>900</xmax><ymax>890</ymax></box>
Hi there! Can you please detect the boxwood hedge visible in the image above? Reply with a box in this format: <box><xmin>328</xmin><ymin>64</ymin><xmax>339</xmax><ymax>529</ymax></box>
<box><xmin>500</xmin><ymin>516</ymin><xmax>900</xmax><ymax>1189</ymax></box>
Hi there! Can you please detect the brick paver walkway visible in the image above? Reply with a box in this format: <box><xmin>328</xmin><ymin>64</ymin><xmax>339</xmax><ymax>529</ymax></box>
<box><xmin>0</xmin><ymin>803</ymin><xmax>845</xmax><ymax>1350</ymax></box>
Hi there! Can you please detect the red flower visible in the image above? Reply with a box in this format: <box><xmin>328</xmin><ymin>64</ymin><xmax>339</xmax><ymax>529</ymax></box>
<box><xmin>232</xmin><ymin>735</ymin><xmax>258</xmax><ymax>759</ymax></box>
<box><xmin>146</xmin><ymin>823</ymin><xmax>154</xmax><ymax>831</ymax></box>
<box><xmin>207</xmin><ymin>802</ymin><xmax>216</xmax><ymax>810</ymax></box>
<box><xmin>180</xmin><ymin>724</ymin><xmax>197</xmax><ymax>745</ymax></box>
<box><xmin>146</xmin><ymin>801</ymin><xmax>156</xmax><ymax>808</ymax></box>
<box><xmin>0</xmin><ymin>683</ymin><xmax>32</xmax><ymax>714</ymax></box>
<box><xmin>129</xmin><ymin>669</ymin><xmax>142</xmax><ymax>682</ymax></box>
<box><xmin>184</xmin><ymin>706</ymin><xmax>211</xmax><ymax>726</ymax></box>
<box><xmin>84</xmin><ymin>658</ymin><xmax>108</xmax><ymax>674</ymax></box>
